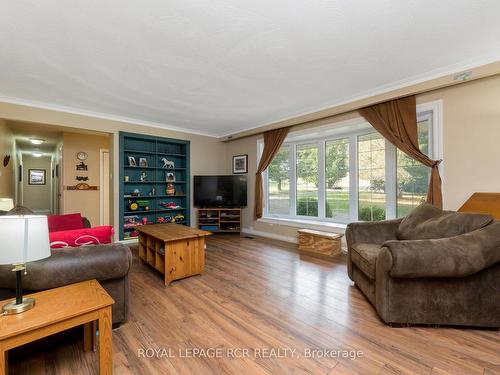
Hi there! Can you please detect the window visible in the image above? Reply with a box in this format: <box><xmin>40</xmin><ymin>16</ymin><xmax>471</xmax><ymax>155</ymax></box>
<box><xmin>267</xmin><ymin>146</ymin><xmax>291</xmax><ymax>215</ymax></box>
<box><xmin>325</xmin><ymin>138</ymin><xmax>349</xmax><ymax>221</ymax></box>
<box><xmin>396</xmin><ymin>113</ymin><xmax>432</xmax><ymax>217</ymax></box>
<box><xmin>358</xmin><ymin>133</ymin><xmax>386</xmax><ymax>221</ymax></box>
<box><xmin>263</xmin><ymin>101</ymin><xmax>441</xmax><ymax>224</ymax></box>
<box><xmin>296</xmin><ymin>144</ymin><xmax>318</xmax><ymax>216</ymax></box>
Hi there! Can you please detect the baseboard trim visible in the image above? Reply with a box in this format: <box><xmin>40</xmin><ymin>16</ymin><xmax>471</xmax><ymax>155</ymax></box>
<box><xmin>242</xmin><ymin>227</ymin><xmax>298</xmax><ymax>244</ymax></box>
<box><xmin>118</xmin><ymin>238</ymin><xmax>138</xmax><ymax>245</ymax></box>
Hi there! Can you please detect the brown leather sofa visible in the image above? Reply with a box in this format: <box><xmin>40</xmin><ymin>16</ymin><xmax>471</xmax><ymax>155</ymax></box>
<box><xmin>346</xmin><ymin>203</ymin><xmax>500</xmax><ymax>327</ymax></box>
<box><xmin>0</xmin><ymin>243</ymin><xmax>132</xmax><ymax>325</ymax></box>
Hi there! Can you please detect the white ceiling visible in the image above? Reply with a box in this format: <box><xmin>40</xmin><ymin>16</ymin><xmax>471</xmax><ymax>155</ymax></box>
<box><xmin>1</xmin><ymin>1</ymin><xmax>499</xmax><ymax>137</ymax></box>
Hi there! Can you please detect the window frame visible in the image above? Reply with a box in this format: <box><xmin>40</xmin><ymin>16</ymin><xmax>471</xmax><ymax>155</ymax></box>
<box><xmin>261</xmin><ymin>100</ymin><xmax>443</xmax><ymax>224</ymax></box>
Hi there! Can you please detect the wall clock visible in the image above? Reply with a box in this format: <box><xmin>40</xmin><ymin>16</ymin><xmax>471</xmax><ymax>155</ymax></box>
<box><xmin>76</xmin><ymin>151</ymin><xmax>88</xmax><ymax>161</ymax></box>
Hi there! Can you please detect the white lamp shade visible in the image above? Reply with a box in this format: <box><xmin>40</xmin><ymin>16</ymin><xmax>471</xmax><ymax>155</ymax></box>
<box><xmin>0</xmin><ymin>198</ymin><xmax>14</xmax><ymax>211</ymax></box>
<box><xmin>0</xmin><ymin>215</ymin><xmax>51</xmax><ymax>265</ymax></box>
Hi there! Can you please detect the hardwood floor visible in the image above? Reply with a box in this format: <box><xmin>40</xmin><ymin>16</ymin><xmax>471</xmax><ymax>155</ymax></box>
<box><xmin>7</xmin><ymin>235</ymin><xmax>500</xmax><ymax>374</ymax></box>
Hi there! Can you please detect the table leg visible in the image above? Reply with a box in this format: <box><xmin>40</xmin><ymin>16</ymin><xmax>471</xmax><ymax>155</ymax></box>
<box><xmin>83</xmin><ymin>321</ymin><xmax>97</xmax><ymax>352</ymax></box>
<box><xmin>0</xmin><ymin>346</ymin><xmax>6</xmax><ymax>375</ymax></box>
<box><xmin>98</xmin><ymin>307</ymin><xmax>113</xmax><ymax>375</ymax></box>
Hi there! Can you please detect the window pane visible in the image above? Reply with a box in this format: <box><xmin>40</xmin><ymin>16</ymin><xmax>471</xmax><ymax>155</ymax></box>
<box><xmin>325</xmin><ymin>138</ymin><xmax>349</xmax><ymax>221</ymax></box>
<box><xmin>396</xmin><ymin>117</ymin><xmax>431</xmax><ymax>217</ymax></box>
<box><xmin>268</xmin><ymin>146</ymin><xmax>290</xmax><ymax>215</ymax></box>
<box><xmin>296</xmin><ymin>144</ymin><xmax>318</xmax><ymax>217</ymax></box>
<box><xmin>358</xmin><ymin>133</ymin><xmax>386</xmax><ymax>221</ymax></box>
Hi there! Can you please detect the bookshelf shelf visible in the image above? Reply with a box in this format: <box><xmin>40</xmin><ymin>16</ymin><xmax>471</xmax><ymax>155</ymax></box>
<box><xmin>119</xmin><ymin>132</ymin><xmax>190</xmax><ymax>240</ymax></box>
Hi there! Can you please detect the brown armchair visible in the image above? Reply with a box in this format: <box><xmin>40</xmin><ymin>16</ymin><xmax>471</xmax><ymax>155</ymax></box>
<box><xmin>346</xmin><ymin>203</ymin><xmax>500</xmax><ymax>327</ymax></box>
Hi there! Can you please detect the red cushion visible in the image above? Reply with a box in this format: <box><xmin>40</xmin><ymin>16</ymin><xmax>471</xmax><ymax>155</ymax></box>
<box><xmin>47</xmin><ymin>213</ymin><xmax>84</xmax><ymax>232</ymax></box>
<box><xmin>49</xmin><ymin>226</ymin><xmax>114</xmax><ymax>248</ymax></box>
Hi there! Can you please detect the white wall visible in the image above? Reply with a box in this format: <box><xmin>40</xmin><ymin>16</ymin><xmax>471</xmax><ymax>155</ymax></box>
<box><xmin>22</xmin><ymin>155</ymin><xmax>52</xmax><ymax>213</ymax></box>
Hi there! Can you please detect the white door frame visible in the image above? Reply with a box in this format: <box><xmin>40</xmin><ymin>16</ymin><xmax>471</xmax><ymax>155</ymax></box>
<box><xmin>100</xmin><ymin>148</ymin><xmax>110</xmax><ymax>225</ymax></box>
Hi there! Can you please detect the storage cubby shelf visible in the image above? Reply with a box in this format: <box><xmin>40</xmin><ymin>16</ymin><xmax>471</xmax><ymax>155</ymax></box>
<box><xmin>119</xmin><ymin>132</ymin><xmax>190</xmax><ymax>240</ymax></box>
<box><xmin>197</xmin><ymin>208</ymin><xmax>241</xmax><ymax>233</ymax></box>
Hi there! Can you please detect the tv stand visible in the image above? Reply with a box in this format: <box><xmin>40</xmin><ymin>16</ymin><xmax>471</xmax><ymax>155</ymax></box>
<box><xmin>197</xmin><ymin>208</ymin><xmax>241</xmax><ymax>233</ymax></box>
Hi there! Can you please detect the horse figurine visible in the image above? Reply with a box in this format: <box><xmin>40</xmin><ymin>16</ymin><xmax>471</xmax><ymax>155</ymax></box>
<box><xmin>161</xmin><ymin>158</ymin><xmax>175</xmax><ymax>168</ymax></box>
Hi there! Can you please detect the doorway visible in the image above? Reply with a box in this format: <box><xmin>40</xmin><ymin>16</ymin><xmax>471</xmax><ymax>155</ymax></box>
<box><xmin>100</xmin><ymin>149</ymin><xmax>110</xmax><ymax>225</ymax></box>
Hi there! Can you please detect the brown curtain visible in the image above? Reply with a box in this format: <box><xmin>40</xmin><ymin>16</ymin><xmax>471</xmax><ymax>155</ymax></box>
<box><xmin>359</xmin><ymin>96</ymin><xmax>443</xmax><ymax>208</ymax></box>
<box><xmin>255</xmin><ymin>127</ymin><xmax>290</xmax><ymax>219</ymax></box>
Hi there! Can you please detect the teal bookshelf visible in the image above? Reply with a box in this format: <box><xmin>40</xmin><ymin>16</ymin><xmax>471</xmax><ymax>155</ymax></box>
<box><xmin>119</xmin><ymin>132</ymin><xmax>190</xmax><ymax>240</ymax></box>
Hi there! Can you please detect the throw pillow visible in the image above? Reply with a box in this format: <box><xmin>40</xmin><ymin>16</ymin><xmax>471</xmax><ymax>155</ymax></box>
<box><xmin>397</xmin><ymin>202</ymin><xmax>493</xmax><ymax>240</ymax></box>
<box><xmin>49</xmin><ymin>226</ymin><xmax>114</xmax><ymax>248</ymax></box>
<box><xmin>47</xmin><ymin>213</ymin><xmax>84</xmax><ymax>232</ymax></box>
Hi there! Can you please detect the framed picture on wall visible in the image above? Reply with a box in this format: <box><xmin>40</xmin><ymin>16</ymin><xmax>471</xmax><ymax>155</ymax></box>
<box><xmin>28</xmin><ymin>169</ymin><xmax>46</xmax><ymax>185</ymax></box>
<box><xmin>232</xmin><ymin>154</ymin><xmax>248</xmax><ymax>174</ymax></box>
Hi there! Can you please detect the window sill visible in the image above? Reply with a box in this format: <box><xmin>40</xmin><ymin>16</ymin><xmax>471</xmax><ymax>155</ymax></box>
<box><xmin>258</xmin><ymin>217</ymin><xmax>347</xmax><ymax>232</ymax></box>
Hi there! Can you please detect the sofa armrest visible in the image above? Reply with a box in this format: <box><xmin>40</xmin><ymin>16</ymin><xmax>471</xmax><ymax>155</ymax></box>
<box><xmin>382</xmin><ymin>222</ymin><xmax>500</xmax><ymax>278</ymax></box>
<box><xmin>0</xmin><ymin>243</ymin><xmax>132</xmax><ymax>291</ymax></box>
<box><xmin>346</xmin><ymin>218</ymin><xmax>402</xmax><ymax>248</ymax></box>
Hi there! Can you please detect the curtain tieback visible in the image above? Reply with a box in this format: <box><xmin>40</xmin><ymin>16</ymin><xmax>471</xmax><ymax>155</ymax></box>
<box><xmin>432</xmin><ymin>159</ymin><xmax>443</xmax><ymax>168</ymax></box>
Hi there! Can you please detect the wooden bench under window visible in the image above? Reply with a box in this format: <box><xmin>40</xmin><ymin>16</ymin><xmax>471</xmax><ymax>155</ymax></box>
<box><xmin>298</xmin><ymin>229</ymin><xmax>343</xmax><ymax>257</ymax></box>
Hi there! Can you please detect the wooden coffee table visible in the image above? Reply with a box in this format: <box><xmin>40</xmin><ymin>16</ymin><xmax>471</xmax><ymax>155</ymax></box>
<box><xmin>137</xmin><ymin>223</ymin><xmax>211</xmax><ymax>285</ymax></box>
<box><xmin>0</xmin><ymin>279</ymin><xmax>114</xmax><ymax>375</ymax></box>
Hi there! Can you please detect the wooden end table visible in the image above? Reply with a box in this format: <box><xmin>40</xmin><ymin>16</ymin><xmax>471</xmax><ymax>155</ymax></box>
<box><xmin>137</xmin><ymin>223</ymin><xmax>212</xmax><ymax>285</ymax></box>
<box><xmin>0</xmin><ymin>279</ymin><xmax>114</xmax><ymax>375</ymax></box>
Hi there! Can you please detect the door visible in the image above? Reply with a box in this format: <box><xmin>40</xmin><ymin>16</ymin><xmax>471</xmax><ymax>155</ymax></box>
<box><xmin>100</xmin><ymin>149</ymin><xmax>110</xmax><ymax>225</ymax></box>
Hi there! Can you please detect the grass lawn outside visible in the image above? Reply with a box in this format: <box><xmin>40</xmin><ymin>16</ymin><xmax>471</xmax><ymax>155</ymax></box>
<box><xmin>268</xmin><ymin>182</ymin><xmax>424</xmax><ymax>220</ymax></box>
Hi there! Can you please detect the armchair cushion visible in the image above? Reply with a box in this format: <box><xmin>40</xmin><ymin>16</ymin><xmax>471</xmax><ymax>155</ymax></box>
<box><xmin>397</xmin><ymin>202</ymin><xmax>493</xmax><ymax>240</ymax></box>
<box><xmin>383</xmin><ymin>222</ymin><xmax>500</xmax><ymax>278</ymax></box>
<box><xmin>350</xmin><ymin>243</ymin><xmax>381</xmax><ymax>280</ymax></box>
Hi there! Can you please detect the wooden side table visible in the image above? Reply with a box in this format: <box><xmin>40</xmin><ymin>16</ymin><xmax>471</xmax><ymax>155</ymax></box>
<box><xmin>0</xmin><ymin>279</ymin><xmax>114</xmax><ymax>375</ymax></box>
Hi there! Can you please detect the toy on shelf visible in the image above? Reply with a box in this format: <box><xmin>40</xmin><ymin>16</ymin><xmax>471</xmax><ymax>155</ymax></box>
<box><xmin>128</xmin><ymin>199</ymin><xmax>150</xmax><ymax>211</ymax></box>
<box><xmin>140</xmin><ymin>172</ymin><xmax>147</xmax><ymax>182</ymax></box>
<box><xmin>174</xmin><ymin>214</ymin><xmax>185</xmax><ymax>223</ymax></box>
<box><xmin>159</xmin><ymin>201</ymin><xmax>181</xmax><ymax>209</ymax></box>
<box><xmin>142</xmin><ymin>217</ymin><xmax>149</xmax><ymax>225</ymax></box>
<box><xmin>161</xmin><ymin>158</ymin><xmax>175</xmax><ymax>168</ymax></box>
<box><xmin>156</xmin><ymin>215</ymin><xmax>173</xmax><ymax>224</ymax></box>
<box><xmin>131</xmin><ymin>188</ymin><xmax>141</xmax><ymax>197</ymax></box>
<box><xmin>124</xmin><ymin>215</ymin><xmax>141</xmax><ymax>229</ymax></box>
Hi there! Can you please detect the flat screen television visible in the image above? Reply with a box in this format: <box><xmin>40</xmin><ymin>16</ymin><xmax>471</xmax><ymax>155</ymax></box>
<box><xmin>194</xmin><ymin>175</ymin><xmax>247</xmax><ymax>208</ymax></box>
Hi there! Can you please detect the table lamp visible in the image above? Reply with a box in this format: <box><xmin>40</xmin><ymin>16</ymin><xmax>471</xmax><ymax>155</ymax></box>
<box><xmin>0</xmin><ymin>215</ymin><xmax>51</xmax><ymax>314</ymax></box>
<box><xmin>0</xmin><ymin>198</ymin><xmax>14</xmax><ymax>212</ymax></box>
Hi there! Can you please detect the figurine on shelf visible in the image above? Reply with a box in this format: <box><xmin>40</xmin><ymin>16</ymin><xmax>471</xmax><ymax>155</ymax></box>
<box><xmin>161</xmin><ymin>158</ymin><xmax>175</xmax><ymax>169</ymax></box>
<box><xmin>142</xmin><ymin>217</ymin><xmax>148</xmax><ymax>225</ymax></box>
<box><xmin>140</xmin><ymin>172</ymin><xmax>147</xmax><ymax>182</ymax></box>
<box><xmin>166</xmin><ymin>183</ymin><xmax>175</xmax><ymax>196</ymax></box>
<box><xmin>149</xmin><ymin>187</ymin><xmax>155</xmax><ymax>196</ymax></box>
<box><xmin>156</xmin><ymin>216</ymin><xmax>166</xmax><ymax>224</ymax></box>
<box><xmin>131</xmin><ymin>189</ymin><xmax>141</xmax><ymax>197</ymax></box>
